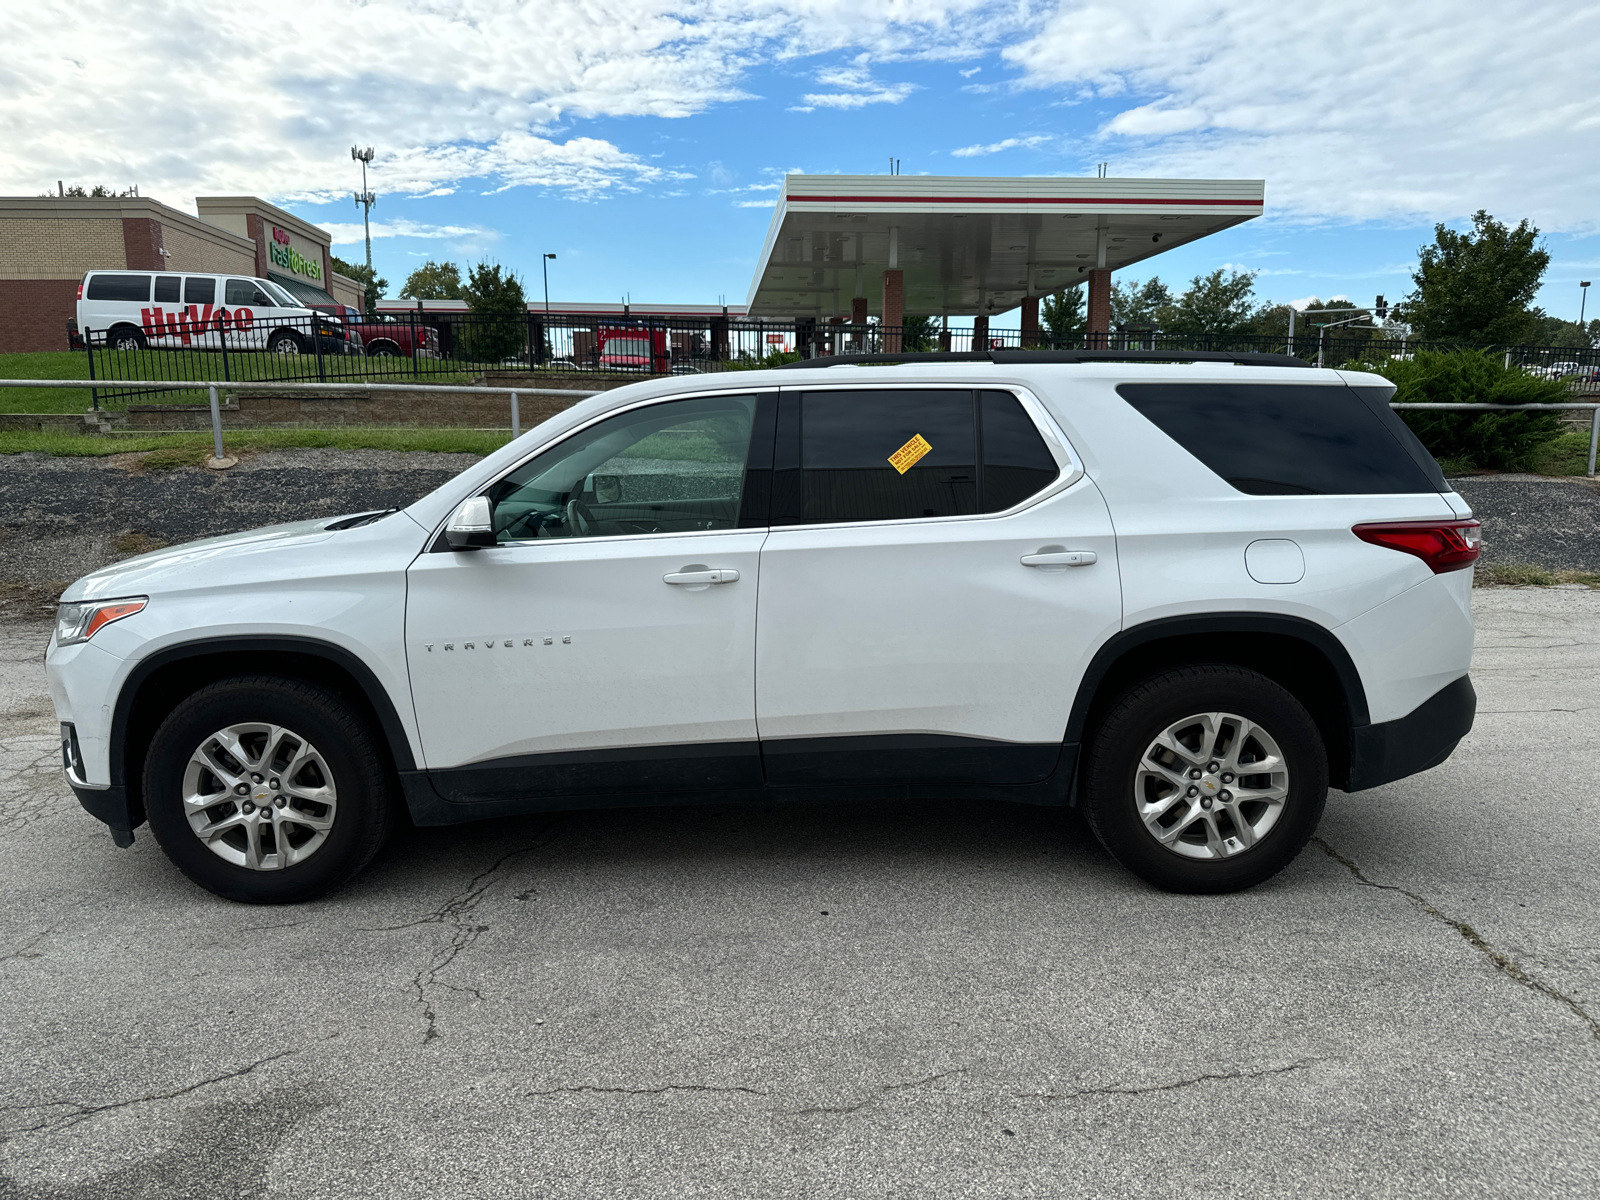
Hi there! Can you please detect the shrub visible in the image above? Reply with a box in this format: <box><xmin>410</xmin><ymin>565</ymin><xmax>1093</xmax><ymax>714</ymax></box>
<box><xmin>1362</xmin><ymin>350</ymin><xmax>1567</xmax><ymax>471</ymax></box>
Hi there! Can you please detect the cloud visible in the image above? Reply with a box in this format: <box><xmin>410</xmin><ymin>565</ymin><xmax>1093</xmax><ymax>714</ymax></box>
<box><xmin>950</xmin><ymin>134</ymin><xmax>1051</xmax><ymax>157</ymax></box>
<box><xmin>321</xmin><ymin>219</ymin><xmax>493</xmax><ymax>245</ymax></box>
<box><xmin>791</xmin><ymin>54</ymin><xmax>917</xmax><ymax>112</ymax></box>
<box><xmin>1001</xmin><ymin>0</ymin><xmax>1600</xmax><ymax>231</ymax></box>
<box><xmin>734</xmin><ymin>199</ymin><xmax>778</xmax><ymax>207</ymax></box>
<box><xmin>0</xmin><ymin>0</ymin><xmax>1000</xmax><ymax>205</ymax></box>
<box><xmin>960</xmin><ymin>67</ymin><xmax>983</xmax><ymax>77</ymax></box>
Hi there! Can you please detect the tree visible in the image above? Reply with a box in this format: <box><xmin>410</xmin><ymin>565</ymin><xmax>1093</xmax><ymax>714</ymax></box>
<box><xmin>45</xmin><ymin>184</ymin><xmax>139</xmax><ymax>197</ymax></box>
<box><xmin>901</xmin><ymin>316</ymin><xmax>939</xmax><ymax>352</ymax></box>
<box><xmin>1528</xmin><ymin>314</ymin><xmax>1599</xmax><ymax>349</ymax></box>
<box><xmin>460</xmin><ymin>260</ymin><xmax>528</xmax><ymax>363</ymax></box>
<box><xmin>1397</xmin><ymin>211</ymin><xmax>1548</xmax><ymax>344</ymax></box>
<box><xmin>1110</xmin><ymin>277</ymin><xmax>1172</xmax><ymax>328</ymax></box>
<box><xmin>1156</xmin><ymin>269</ymin><xmax>1258</xmax><ymax>334</ymax></box>
<box><xmin>1041</xmin><ymin>287</ymin><xmax>1085</xmax><ymax>344</ymax></box>
<box><xmin>401</xmin><ymin>260</ymin><xmax>464</xmax><ymax>301</ymax></box>
<box><xmin>331</xmin><ymin>256</ymin><xmax>387</xmax><ymax>317</ymax></box>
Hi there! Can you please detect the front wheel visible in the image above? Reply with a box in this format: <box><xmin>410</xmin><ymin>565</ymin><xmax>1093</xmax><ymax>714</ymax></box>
<box><xmin>1082</xmin><ymin>665</ymin><xmax>1328</xmax><ymax>893</ymax></box>
<box><xmin>268</xmin><ymin>331</ymin><xmax>304</xmax><ymax>355</ymax></box>
<box><xmin>143</xmin><ymin>676</ymin><xmax>394</xmax><ymax>903</ymax></box>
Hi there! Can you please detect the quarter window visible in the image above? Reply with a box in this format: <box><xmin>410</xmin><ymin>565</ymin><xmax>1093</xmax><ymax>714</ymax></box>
<box><xmin>1117</xmin><ymin>383</ymin><xmax>1438</xmax><ymax>495</ymax></box>
<box><xmin>486</xmin><ymin>394</ymin><xmax>759</xmax><ymax>541</ymax></box>
<box><xmin>979</xmin><ymin>390</ymin><xmax>1061</xmax><ymax>512</ymax></box>
<box><xmin>84</xmin><ymin>274</ymin><xmax>151</xmax><ymax>301</ymax></box>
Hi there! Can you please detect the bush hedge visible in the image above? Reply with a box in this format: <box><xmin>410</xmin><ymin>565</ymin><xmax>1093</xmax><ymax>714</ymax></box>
<box><xmin>1360</xmin><ymin>350</ymin><xmax>1568</xmax><ymax>471</ymax></box>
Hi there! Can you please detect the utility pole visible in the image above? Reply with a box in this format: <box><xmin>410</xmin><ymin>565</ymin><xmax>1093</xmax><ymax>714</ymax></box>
<box><xmin>351</xmin><ymin>146</ymin><xmax>377</xmax><ymax>274</ymax></box>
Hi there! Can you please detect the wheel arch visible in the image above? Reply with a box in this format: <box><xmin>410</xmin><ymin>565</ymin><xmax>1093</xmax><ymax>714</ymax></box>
<box><xmin>110</xmin><ymin>636</ymin><xmax>417</xmax><ymax>827</ymax></box>
<box><xmin>266</xmin><ymin>326</ymin><xmax>304</xmax><ymax>348</ymax></box>
<box><xmin>1067</xmin><ymin>614</ymin><xmax>1370</xmax><ymax>791</ymax></box>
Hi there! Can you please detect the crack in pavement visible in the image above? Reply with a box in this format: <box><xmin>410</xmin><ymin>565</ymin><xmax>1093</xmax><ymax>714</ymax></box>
<box><xmin>1315</xmin><ymin>838</ymin><xmax>1600</xmax><ymax>1043</ymax></box>
<box><xmin>0</xmin><ymin>926</ymin><xmax>55</xmax><ymax>963</ymax></box>
<box><xmin>0</xmin><ymin>1050</ymin><xmax>296</xmax><ymax>1139</ymax></box>
<box><xmin>368</xmin><ymin>819</ymin><xmax>567</xmax><ymax>1045</ymax></box>
<box><xmin>528</xmin><ymin>1083</ymin><xmax>768</xmax><ymax>1099</ymax></box>
<box><xmin>1014</xmin><ymin>1060</ymin><xmax>1314</xmax><ymax>1102</ymax></box>
<box><xmin>789</xmin><ymin>1069</ymin><xmax>968</xmax><ymax>1116</ymax></box>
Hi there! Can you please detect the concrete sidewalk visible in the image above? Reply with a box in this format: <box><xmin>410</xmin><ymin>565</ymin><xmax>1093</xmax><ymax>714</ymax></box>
<box><xmin>0</xmin><ymin>590</ymin><xmax>1596</xmax><ymax>1198</ymax></box>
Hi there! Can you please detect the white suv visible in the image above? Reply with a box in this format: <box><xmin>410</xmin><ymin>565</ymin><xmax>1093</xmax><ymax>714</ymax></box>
<box><xmin>46</xmin><ymin>351</ymin><xmax>1480</xmax><ymax>902</ymax></box>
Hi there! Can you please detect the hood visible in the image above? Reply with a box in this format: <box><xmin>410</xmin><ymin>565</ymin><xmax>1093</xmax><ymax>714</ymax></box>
<box><xmin>63</xmin><ymin>515</ymin><xmax>355</xmax><ymax>603</ymax></box>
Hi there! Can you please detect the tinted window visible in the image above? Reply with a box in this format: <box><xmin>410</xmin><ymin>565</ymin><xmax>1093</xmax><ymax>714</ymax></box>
<box><xmin>980</xmin><ymin>391</ymin><xmax>1060</xmax><ymax>512</ymax></box>
<box><xmin>184</xmin><ymin>277</ymin><xmax>215</xmax><ymax>305</ymax></box>
<box><xmin>799</xmin><ymin>390</ymin><xmax>977</xmax><ymax>523</ymax></box>
<box><xmin>1117</xmin><ymin>383</ymin><xmax>1438</xmax><ymax>495</ymax></box>
<box><xmin>226</xmin><ymin>279</ymin><xmax>271</xmax><ymax>306</ymax></box>
<box><xmin>85</xmin><ymin>274</ymin><xmax>150</xmax><ymax>301</ymax></box>
<box><xmin>487</xmin><ymin>394</ymin><xmax>757</xmax><ymax>541</ymax></box>
<box><xmin>153</xmin><ymin>275</ymin><xmax>181</xmax><ymax>303</ymax></box>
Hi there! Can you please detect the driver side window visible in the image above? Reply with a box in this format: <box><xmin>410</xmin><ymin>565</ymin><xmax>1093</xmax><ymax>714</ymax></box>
<box><xmin>486</xmin><ymin>394</ymin><xmax>759</xmax><ymax>542</ymax></box>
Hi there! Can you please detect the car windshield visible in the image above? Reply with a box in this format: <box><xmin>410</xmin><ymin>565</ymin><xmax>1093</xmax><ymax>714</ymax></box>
<box><xmin>260</xmin><ymin>281</ymin><xmax>301</xmax><ymax>308</ymax></box>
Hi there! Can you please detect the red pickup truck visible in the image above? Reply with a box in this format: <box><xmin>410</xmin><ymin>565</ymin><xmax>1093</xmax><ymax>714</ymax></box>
<box><xmin>313</xmin><ymin>306</ymin><xmax>439</xmax><ymax>359</ymax></box>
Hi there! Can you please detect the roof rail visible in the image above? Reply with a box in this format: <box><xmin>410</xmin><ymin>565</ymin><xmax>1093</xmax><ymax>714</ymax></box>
<box><xmin>772</xmin><ymin>349</ymin><xmax>1312</xmax><ymax>369</ymax></box>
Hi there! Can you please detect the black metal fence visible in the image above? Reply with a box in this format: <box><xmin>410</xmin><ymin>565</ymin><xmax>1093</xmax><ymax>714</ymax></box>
<box><xmin>78</xmin><ymin>310</ymin><xmax>1600</xmax><ymax>406</ymax></box>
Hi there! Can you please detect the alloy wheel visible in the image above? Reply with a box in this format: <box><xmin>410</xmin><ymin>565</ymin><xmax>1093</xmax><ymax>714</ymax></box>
<box><xmin>181</xmin><ymin>722</ymin><xmax>338</xmax><ymax>870</ymax></box>
<box><xmin>1134</xmin><ymin>711</ymin><xmax>1288</xmax><ymax>860</ymax></box>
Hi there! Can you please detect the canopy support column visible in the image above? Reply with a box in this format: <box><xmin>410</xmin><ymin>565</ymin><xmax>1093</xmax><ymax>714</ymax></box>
<box><xmin>1087</xmin><ymin>268</ymin><xmax>1112</xmax><ymax>349</ymax></box>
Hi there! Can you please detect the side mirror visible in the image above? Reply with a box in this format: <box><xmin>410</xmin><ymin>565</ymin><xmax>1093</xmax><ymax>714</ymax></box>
<box><xmin>445</xmin><ymin>496</ymin><xmax>497</xmax><ymax>550</ymax></box>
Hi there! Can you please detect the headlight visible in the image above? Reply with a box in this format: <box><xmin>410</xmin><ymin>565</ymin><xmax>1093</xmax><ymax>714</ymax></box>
<box><xmin>56</xmin><ymin>597</ymin><xmax>147</xmax><ymax>646</ymax></box>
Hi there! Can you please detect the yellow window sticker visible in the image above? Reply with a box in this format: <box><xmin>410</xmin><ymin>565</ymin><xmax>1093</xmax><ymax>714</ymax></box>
<box><xmin>888</xmin><ymin>433</ymin><xmax>933</xmax><ymax>475</ymax></box>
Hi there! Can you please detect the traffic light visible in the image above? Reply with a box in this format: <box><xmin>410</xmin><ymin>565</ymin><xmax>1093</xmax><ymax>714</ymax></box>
<box><xmin>1375</xmin><ymin>295</ymin><xmax>1387</xmax><ymax>319</ymax></box>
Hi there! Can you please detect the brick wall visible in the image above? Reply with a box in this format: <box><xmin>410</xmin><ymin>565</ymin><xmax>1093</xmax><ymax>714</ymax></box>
<box><xmin>161</xmin><ymin>223</ymin><xmax>255</xmax><ymax>275</ymax></box>
<box><xmin>0</xmin><ymin>217</ymin><xmax>126</xmax><ymax>280</ymax></box>
<box><xmin>120</xmin><ymin>218</ymin><xmax>165</xmax><ymax>270</ymax></box>
<box><xmin>0</xmin><ymin>279</ymin><xmax>82</xmax><ymax>352</ymax></box>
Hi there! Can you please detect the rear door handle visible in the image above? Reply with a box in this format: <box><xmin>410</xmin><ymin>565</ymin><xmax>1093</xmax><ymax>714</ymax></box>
<box><xmin>664</xmin><ymin>569</ymin><xmax>740</xmax><ymax>585</ymax></box>
<box><xmin>1020</xmin><ymin>551</ymin><xmax>1097</xmax><ymax>568</ymax></box>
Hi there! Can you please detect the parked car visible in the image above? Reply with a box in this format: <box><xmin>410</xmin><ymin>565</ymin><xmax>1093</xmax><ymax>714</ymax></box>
<box><xmin>47</xmin><ymin>351</ymin><xmax>1478</xmax><ymax>903</ymax></box>
<box><xmin>76</xmin><ymin>270</ymin><xmax>351</xmax><ymax>355</ymax></box>
<box><xmin>312</xmin><ymin>305</ymin><xmax>439</xmax><ymax>359</ymax></box>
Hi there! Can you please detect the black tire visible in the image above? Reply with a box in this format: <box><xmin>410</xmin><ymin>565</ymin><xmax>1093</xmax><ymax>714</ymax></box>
<box><xmin>366</xmin><ymin>342</ymin><xmax>400</xmax><ymax>358</ymax></box>
<box><xmin>1082</xmin><ymin>665</ymin><xmax>1327</xmax><ymax>893</ymax></box>
<box><xmin>143</xmin><ymin>676</ymin><xmax>394</xmax><ymax>903</ymax></box>
<box><xmin>107</xmin><ymin>325</ymin><xmax>146</xmax><ymax>351</ymax></box>
<box><xmin>268</xmin><ymin>330</ymin><xmax>304</xmax><ymax>355</ymax></box>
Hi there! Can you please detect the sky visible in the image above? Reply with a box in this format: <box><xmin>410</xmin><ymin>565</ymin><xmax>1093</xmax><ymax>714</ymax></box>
<box><xmin>5</xmin><ymin>0</ymin><xmax>1600</xmax><ymax>328</ymax></box>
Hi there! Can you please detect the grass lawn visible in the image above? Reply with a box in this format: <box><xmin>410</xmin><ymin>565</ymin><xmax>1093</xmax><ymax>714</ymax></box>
<box><xmin>0</xmin><ymin>351</ymin><xmax>478</xmax><ymax>414</ymax></box>
<box><xmin>0</xmin><ymin>427</ymin><xmax>509</xmax><ymax>459</ymax></box>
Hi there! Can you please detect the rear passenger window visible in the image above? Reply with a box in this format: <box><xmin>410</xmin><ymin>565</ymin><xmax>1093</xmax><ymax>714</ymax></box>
<box><xmin>798</xmin><ymin>390</ymin><xmax>978</xmax><ymax>523</ymax></box>
<box><xmin>153</xmin><ymin>275</ymin><xmax>181</xmax><ymax>303</ymax></box>
<box><xmin>184</xmin><ymin>277</ymin><xmax>215</xmax><ymax>305</ymax></box>
<box><xmin>1117</xmin><ymin>383</ymin><xmax>1438</xmax><ymax>495</ymax></box>
<box><xmin>980</xmin><ymin>391</ymin><xmax>1060</xmax><ymax>512</ymax></box>
<box><xmin>85</xmin><ymin>274</ymin><xmax>151</xmax><ymax>301</ymax></box>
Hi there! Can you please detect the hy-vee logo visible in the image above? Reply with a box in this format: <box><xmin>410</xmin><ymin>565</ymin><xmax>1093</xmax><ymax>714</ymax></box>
<box><xmin>138</xmin><ymin>305</ymin><xmax>256</xmax><ymax>344</ymax></box>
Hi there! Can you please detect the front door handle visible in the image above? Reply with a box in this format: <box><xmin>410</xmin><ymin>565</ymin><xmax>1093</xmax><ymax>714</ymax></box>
<box><xmin>664</xmin><ymin>569</ymin><xmax>740</xmax><ymax>585</ymax></box>
<box><xmin>1021</xmin><ymin>550</ymin><xmax>1097</xmax><ymax>568</ymax></box>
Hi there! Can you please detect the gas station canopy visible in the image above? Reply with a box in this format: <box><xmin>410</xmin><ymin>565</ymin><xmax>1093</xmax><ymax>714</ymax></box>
<box><xmin>746</xmin><ymin>175</ymin><xmax>1265</xmax><ymax>318</ymax></box>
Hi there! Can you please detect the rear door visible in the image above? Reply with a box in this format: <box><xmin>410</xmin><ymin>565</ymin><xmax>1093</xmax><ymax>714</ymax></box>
<box><xmin>753</xmin><ymin>386</ymin><xmax>1121</xmax><ymax>786</ymax></box>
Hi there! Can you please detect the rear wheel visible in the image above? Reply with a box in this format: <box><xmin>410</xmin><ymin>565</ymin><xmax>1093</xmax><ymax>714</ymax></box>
<box><xmin>1082</xmin><ymin>665</ymin><xmax>1327</xmax><ymax>893</ymax></box>
<box><xmin>107</xmin><ymin>325</ymin><xmax>146</xmax><ymax>351</ymax></box>
<box><xmin>366</xmin><ymin>342</ymin><xmax>400</xmax><ymax>358</ymax></box>
<box><xmin>143</xmin><ymin>676</ymin><xmax>394</xmax><ymax>903</ymax></box>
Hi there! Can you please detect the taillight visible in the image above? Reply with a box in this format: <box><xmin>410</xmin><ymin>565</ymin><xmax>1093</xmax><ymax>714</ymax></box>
<box><xmin>1352</xmin><ymin>519</ymin><xmax>1482</xmax><ymax>573</ymax></box>
<box><xmin>76</xmin><ymin>279</ymin><xmax>83</xmax><ymax>301</ymax></box>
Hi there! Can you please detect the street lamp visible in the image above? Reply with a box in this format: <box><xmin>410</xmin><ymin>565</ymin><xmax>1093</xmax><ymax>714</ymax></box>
<box><xmin>1581</xmin><ymin>281</ymin><xmax>1591</xmax><ymax>328</ymax></box>
<box><xmin>542</xmin><ymin>253</ymin><xmax>556</xmax><ymax>314</ymax></box>
<box><xmin>351</xmin><ymin>146</ymin><xmax>376</xmax><ymax>275</ymax></box>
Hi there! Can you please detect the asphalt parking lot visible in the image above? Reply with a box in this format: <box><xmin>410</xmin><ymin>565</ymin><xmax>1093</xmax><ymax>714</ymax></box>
<box><xmin>1</xmin><ymin>588</ymin><xmax>1596</xmax><ymax>1198</ymax></box>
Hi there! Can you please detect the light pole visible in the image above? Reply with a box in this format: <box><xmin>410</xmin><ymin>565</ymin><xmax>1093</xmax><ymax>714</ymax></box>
<box><xmin>351</xmin><ymin>146</ymin><xmax>376</xmax><ymax>275</ymax></box>
<box><xmin>1581</xmin><ymin>281</ymin><xmax>1591</xmax><ymax>328</ymax></box>
<box><xmin>542</xmin><ymin>253</ymin><xmax>556</xmax><ymax>314</ymax></box>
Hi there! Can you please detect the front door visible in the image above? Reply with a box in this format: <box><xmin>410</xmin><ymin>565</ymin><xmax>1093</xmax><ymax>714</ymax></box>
<box><xmin>406</xmin><ymin>390</ymin><xmax>772</xmax><ymax>803</ymax></box>
<box><xmin>755</xmin><ymin>386</ymin><xmax>1121</xmax><ymax>786</ymax></box>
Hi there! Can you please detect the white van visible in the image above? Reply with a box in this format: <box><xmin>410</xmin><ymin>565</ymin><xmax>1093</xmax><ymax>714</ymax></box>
<box><xmin>75</xmin><ymin>270</ymin><xmax>353</xmax><ymax>355</ymax></box>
